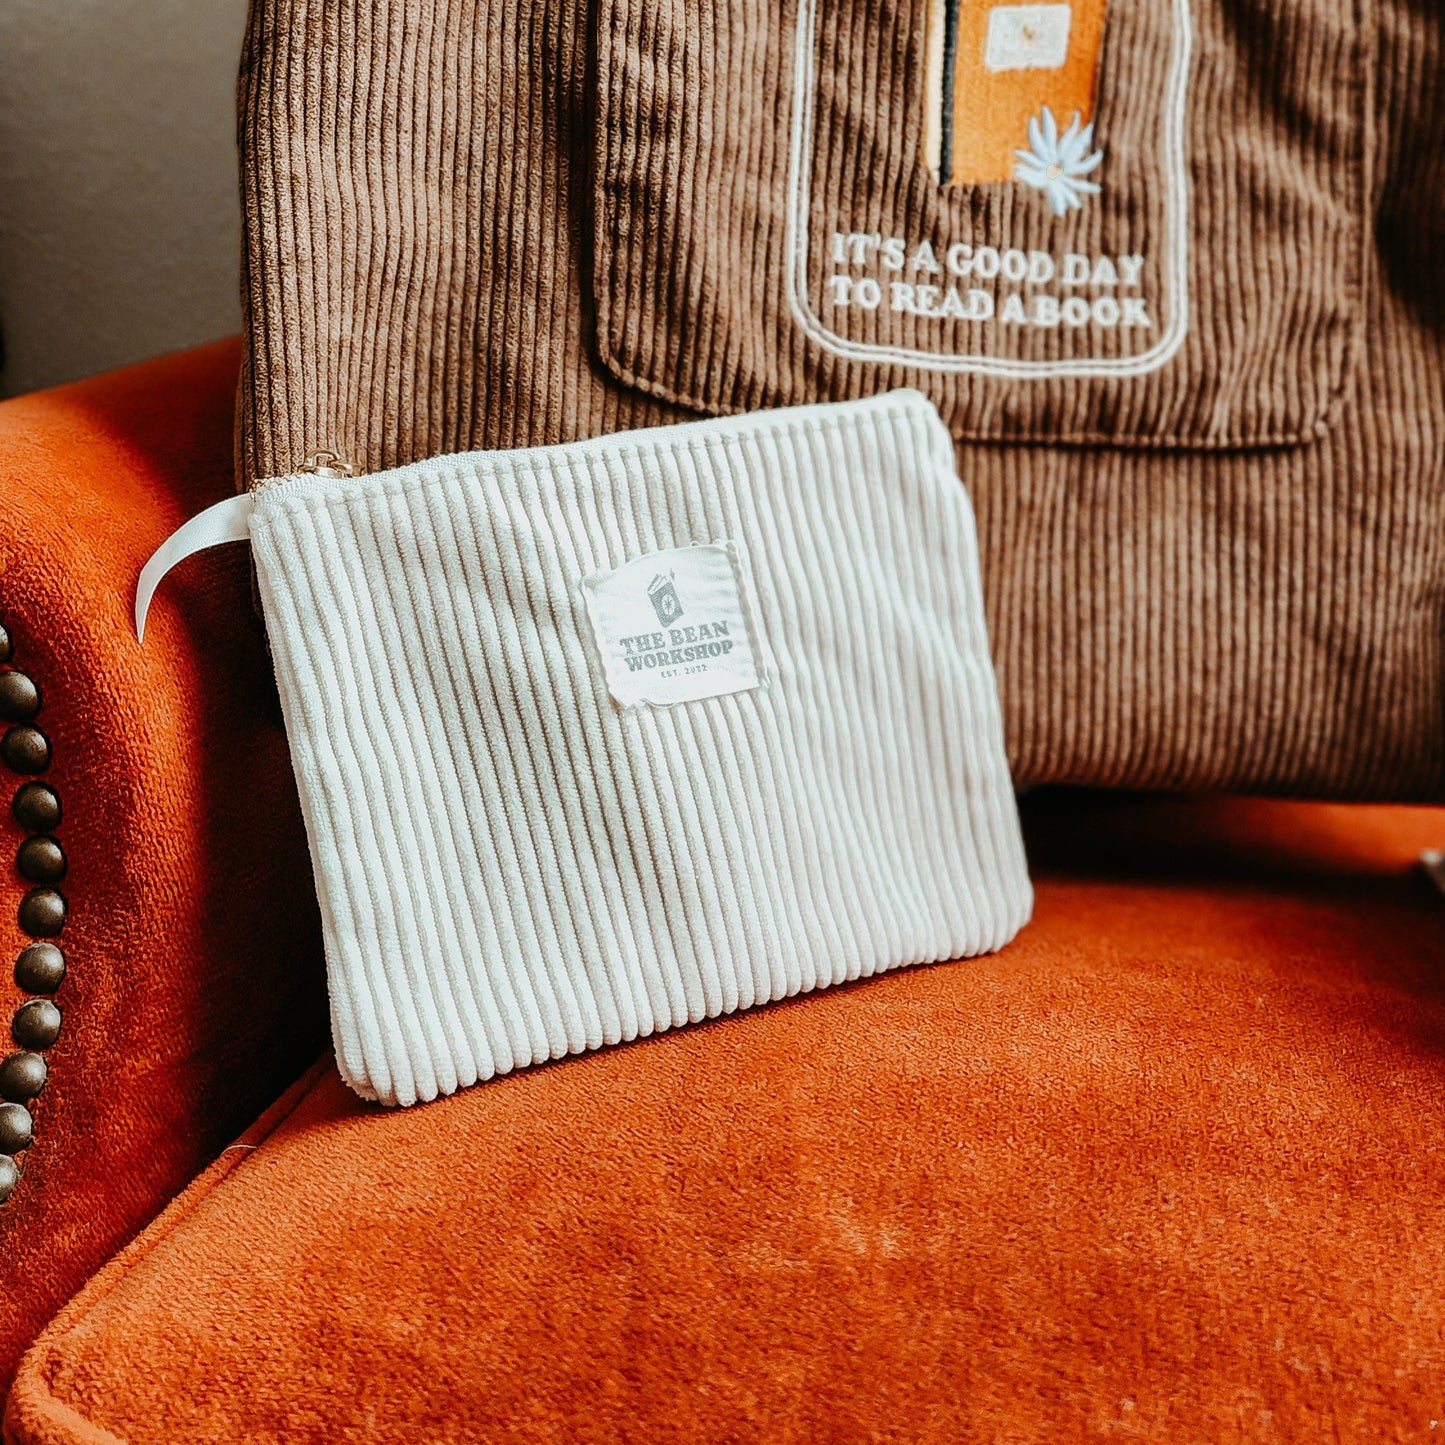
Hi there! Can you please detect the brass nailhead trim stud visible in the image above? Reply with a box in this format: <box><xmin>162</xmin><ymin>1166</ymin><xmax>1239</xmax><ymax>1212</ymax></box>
<box><xmin>1</xmin><ymin>619</ymin><xmax>68</xmax><ymax>1205</ymax></box>
<box><xmin>0</xmin><ymin>1052</ymin><xmax>46</xmax><ymax>1102</ymax></box>
<box><xmin>0</xmin><ymin>726</ymin><xmax>49</xmax><ymax>775</ymax></box>
<box><xmin>16</xmin><ymin>835</ymin><xmax>66</xmax><ymax>884</ymax></box>
<box><xmin>12</xmin><ymin>999</ymin><xmax>61</xmax><ymax>1051</ymax></box>
<box><xmin>17</xmin><ymin>888</ymin><xmax>66</xmax><ymax>939</ymax></box>
<box><xmin>14</xmin><ymin>942</ymin><xmax>65</xmax><ymax>994</ymax></box>
<box><xmin>11</xmin><ymin>782</ymin><xmax>60</xmax><ymax>833</ymax></box>
<box><xmin>0</xmin><ymin>672</ymin><xmax>40</xmax><ymax>723</ymax></box>
<box><xmin>0</xmin><ymin>1103</ymin><xmax>33</xmax><ymax>1155</ymax></box>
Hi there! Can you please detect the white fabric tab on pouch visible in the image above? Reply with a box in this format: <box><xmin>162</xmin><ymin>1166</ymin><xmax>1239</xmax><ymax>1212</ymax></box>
<box><xmin>135</xmin><ymin>492</ymin><xmax>254</xmax><ymax>642</ymax></box>
<box><xmin>135</xmin><ymin>391</ymin><xmax>1032</xmax><ymax>1107</ymax></box>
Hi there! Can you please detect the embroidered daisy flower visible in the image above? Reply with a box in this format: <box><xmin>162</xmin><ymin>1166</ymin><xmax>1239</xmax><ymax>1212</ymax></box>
<box><xmin>1014</xmin><ymin>105</ymin><xmax>1104</xmax><ymax>215</ymax></box>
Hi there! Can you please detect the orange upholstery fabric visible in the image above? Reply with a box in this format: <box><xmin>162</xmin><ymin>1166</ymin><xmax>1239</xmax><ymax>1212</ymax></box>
<box><xmin>0</xmin><ymin>344</ymin><xmax>327</xmax><ymax>1390</ymax></box>
<box><xmin>8</xmin><ymin>792</ymin><xmax>1445</xmax><ymax>1442</ymax></box>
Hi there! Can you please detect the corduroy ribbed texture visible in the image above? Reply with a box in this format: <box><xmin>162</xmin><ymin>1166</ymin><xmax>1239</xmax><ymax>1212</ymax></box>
<box><xmin>236</xmin><ymin>1</ymin><xmax>1445</xmax><ymax>802</ymax></box>
<box><xmin>249</xmin><ymin>392</ymin><xmax>1030</xmax><ymax>1106</ymax></box>
<box><xmin>592</xmin><ymin>0</ymin><xmax>1366</xmax><ymax>447</ymax></box>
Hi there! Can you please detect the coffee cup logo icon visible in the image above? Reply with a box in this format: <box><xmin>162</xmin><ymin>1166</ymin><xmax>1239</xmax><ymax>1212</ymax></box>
<box><xmin>647</xmin><ymin>573</ymin><xmax>684</xmax><ymax>628</ymax></box>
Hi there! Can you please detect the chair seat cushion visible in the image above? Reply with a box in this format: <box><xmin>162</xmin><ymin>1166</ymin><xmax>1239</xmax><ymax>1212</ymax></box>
<box><xmin>8</xmin><ymin>792</ymin><xmax>1445</xmax><ymax>1443</ymax></box>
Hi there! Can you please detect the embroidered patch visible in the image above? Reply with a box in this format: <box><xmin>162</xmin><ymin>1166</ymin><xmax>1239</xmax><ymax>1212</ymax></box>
<box><xmin>923</xmin><ymin>1</ymin><xmax>1109</xmax><ymax>189</ymax></box>
<box><xmin>581</xmin><ymin>543</ymin><xmax>763</xmax><ymax>709</ymax></box>
<box><xmin>784</xmin><ymin>0</ymin><xmax>1192</xmax><ymax>376</ymax></box>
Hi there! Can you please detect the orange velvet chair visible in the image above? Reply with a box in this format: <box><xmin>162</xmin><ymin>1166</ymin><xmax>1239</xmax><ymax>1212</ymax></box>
<box><xmin>2</xmin><ymin>347</ymin><xmax>1444</xmax><ymax>1442</ymax></box>
<box><xmin>0</xmin><ymin>343</ymin><xmax>328</xmax><ymax>1392</ymax></box>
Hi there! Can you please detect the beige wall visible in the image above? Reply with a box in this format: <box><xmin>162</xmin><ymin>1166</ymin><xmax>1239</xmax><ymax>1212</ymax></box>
<box><xmin>0</xmin><ymin>0</ymin><xmax>247</xmax><ymax>398</ymax></box>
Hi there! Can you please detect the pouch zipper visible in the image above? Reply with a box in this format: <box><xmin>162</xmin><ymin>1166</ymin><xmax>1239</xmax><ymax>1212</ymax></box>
<box><xmin>254</xmin><ymin>450</ymin><xmax>357</xmax><ymax>493</ymax></box>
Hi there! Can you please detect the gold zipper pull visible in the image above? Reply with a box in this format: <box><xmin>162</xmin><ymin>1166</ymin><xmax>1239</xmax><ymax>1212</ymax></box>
<box><xmin>298</xmin><ymin>450</ymin><xmax>356</xmax><ymax>478</ymax></box>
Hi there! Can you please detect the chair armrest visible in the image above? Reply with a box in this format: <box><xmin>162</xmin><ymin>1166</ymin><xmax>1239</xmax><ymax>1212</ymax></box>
<box><xmin>0</xmin><ymin>341</ymin><xmax>327</xmax><ymax>1388</ymax></box>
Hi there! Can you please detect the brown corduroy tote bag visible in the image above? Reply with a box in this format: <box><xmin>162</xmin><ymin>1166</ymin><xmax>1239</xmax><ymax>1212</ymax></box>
<box><xmin>236</xmin><ymin>0</ymin><xmax>1445</xmax><ymax>799</ymax></box>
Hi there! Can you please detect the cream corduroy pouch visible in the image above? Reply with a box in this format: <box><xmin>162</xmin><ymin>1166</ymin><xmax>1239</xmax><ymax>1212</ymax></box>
<box><xmin>139</xmin><ymin>391</ymin><xmax>1031</xmax><ymax>1105</ymax></box>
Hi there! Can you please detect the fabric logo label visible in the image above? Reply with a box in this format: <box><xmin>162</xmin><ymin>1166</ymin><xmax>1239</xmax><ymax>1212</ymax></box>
<box><xmin>581</xmin><ymin>542</ymin><xmax>762</xmax><ymax>709</ymax></box>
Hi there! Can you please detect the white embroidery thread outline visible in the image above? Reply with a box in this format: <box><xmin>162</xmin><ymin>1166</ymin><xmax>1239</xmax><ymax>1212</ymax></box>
<box><xmin>1014</xmin><ymin>105</ymin><xmax>1105</xmax><ymax>214</ymax></box>
<box><xmin>783</xmin><ymin>0</ymin><xmax>1193</xmax><ymax>379</ymax></box>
